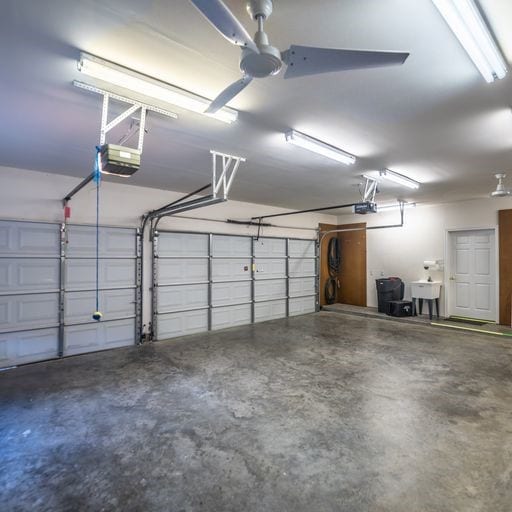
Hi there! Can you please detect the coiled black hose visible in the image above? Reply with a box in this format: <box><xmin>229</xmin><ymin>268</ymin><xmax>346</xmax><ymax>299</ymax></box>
<box><xmin>325</xmin><ymin>237</ymin><xmax>341</xmax><ymax>304</ymax></box>
<box><xmin>325</xmin><ymin>278</ymin><xmax>337</xmax><ymax>305</ymax></box>
<box><xmin>327</xmin><ymin>237</ymin><xmax>340</xmax><ymax>277</ymax></box>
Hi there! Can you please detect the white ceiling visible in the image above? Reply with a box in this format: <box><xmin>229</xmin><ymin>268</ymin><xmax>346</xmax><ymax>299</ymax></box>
<box><xmin>0</xmin><ymin>0</ymin><xmax>511</xmax><ymax>213</ymax></box>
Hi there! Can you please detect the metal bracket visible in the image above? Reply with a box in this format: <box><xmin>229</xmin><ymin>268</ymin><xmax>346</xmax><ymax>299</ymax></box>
<box><xmin>144</xmin><ymin>151</ymin><xmax>247</xmax><ymax>225</ymax></box>
<box><xmin>74</xmin><ymin>80</ymin><xmax>177</xmax><ymax>152</ymax></box>
<box><xmin>58</xmin><ymin>223</ymin><xmax>67</xmax><ymax>357</ymax></box>
<box><xmin>211</xmin><ymin>151</ymin><xmax>246</xmax><ymax>200</ymax></box>
<box><xmin>151</xmin><ymin>231</ymin><xmax>159</xmax><ymax>341</ymax></box>
<box><xmin>135</xmin><ymin>229</ymin><xmax>143</xmax><ymax>344</ymax></box>
<box><xmin>361</xmin><ymin>175</ymin><xmax>378</xmax><ymax>203</ymax></box>
<box><xmin>63</xmin><ymin>82</ymin><xmax>178</xmax><ymax>207</ymax></box>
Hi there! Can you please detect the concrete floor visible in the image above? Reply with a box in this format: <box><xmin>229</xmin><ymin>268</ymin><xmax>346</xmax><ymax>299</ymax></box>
<box><xmin>1</xmin><ymin>312</ymin><xmax>511</xmax><ymax>512</ymax></box>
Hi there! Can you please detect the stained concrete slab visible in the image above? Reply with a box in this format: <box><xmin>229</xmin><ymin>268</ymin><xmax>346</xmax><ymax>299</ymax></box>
<box><xmin>1</xmin><ymin>311</ymin><xmax>511</xmax><ymax>512</ymax></box>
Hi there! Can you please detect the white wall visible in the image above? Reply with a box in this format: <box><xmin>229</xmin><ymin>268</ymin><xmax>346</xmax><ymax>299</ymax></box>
<box><xmin>338</xmin><ymin>197</ymin><xmax>512</xmax><ymax>317</ymax></box>
<box><xmin>0</xmin><ymin>166</ymin><xmax>337</xmax><ymax>333</ymax></box>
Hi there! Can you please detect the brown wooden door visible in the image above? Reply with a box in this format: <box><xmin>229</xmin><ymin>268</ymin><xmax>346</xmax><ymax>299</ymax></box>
<box><xmin>499</xmin><ymin>210</ymin><xmax>512</xmax><ymax>326</ymax></box>
<box><xmin>337</xmin><ymin>223</ymin><xmax>367</xmax><ymax>307</ymax></box>
<box><xmin>319</xmin><ymin>222</ymin><xmax>367</xmax><ymax>307</ymax></box>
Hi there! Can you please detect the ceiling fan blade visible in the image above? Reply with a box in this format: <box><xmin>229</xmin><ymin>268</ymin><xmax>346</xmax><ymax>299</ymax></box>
<box><xmin>189</xmin><ymin>0</ymin><xmax>259</xmax><ymax>54</ymax></box>
<box><xmin>282</xmin><ymin>45</ymin><xmax>409</xmax><ymax>79</ymax></box>
<box><xmin>206</xmin><ymin>75</ymin><xmax>253</xmax><ymax>114</ymax></box>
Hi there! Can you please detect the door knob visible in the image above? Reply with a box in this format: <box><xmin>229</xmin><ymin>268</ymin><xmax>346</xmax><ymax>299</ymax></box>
<box><xmin>449</xmin><ymin>277</ymin><xmax>456</xmax><ymax>281</ymax></box>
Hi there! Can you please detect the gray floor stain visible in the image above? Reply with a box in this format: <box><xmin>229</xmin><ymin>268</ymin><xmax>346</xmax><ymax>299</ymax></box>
<box><xmin>1</xmin><ymin>311</ymin><xmax>511</xmax><ymax>512</ymax></box>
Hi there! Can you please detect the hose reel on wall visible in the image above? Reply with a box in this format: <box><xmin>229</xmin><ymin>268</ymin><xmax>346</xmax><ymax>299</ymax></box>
<box><xmin>325</xmin><ymin>236</ymin><xmax>340</xmax><ymax>305</ymax></box>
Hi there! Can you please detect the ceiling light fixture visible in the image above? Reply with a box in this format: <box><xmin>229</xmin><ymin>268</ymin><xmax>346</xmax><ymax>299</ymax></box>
<box><xmin>431</xmin><ymin>0</ymin><xmax>507</xmax><ymax>83</ymax></box>
<box><xmin>284</xmin><ymin>130</ymin><xmax>356</xmax><ymax>165</ymax></box>
<box><xmin>490</xmin><ymin>173</ymin><xmax>511</xmax><ymax>198</ymax></box>
<box><xmin>77</xmin><ymin>53</ymin><xmax>238</xmax><ymax>124</ymax></box>
<box><xmin>379</xmin><ymin>169</ymin><xmax>420</xmax><ymax>190</ymax></box>
<box><xmin>378</xmin><ymin>201</ymin><xmax>417</xmax><ymax>211</ymax></box>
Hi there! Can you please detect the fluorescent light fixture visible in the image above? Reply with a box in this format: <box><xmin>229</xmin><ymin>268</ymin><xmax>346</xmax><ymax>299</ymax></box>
<box><xmin>379</xmin><ymin>169</ymin><xmax>420</xmax><ymax>190</ymax></box>
<box><xmin>284</xmin><ymin>130</ymin><xmax>356</xmax><ymax>165</ymax></box>
<box><xmin>432</xmin><ymin>0</ymin><xmax>507</xmax><ymax>82</ymax></box>
<box><xmin>78</xmin><ymin>53</ymin><xmax>238</xmax><ymax>124</ymax></box>
<box><xmin>378</xmin><ymin>201</ymin><xmax>417</xmax><ymax>211</ymax></box>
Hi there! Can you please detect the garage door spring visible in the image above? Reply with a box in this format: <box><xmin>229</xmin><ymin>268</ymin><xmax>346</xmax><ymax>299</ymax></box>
<box><xmin>325</xmin><ymin>237</ymin><xmax>340</xmax><ymax>305</ymax></box>
<box><xmin>92</xmin><ymin>147</ymin><xmax>102</xmax><ymax>322</ymax></box>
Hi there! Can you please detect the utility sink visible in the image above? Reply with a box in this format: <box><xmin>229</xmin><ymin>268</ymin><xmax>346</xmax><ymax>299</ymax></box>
<box><xmin>411</xmin><ymin>281</ymin><xmax>442</xmax><ymax>299</ymax></box>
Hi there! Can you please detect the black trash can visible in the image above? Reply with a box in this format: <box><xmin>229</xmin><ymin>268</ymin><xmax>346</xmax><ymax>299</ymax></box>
<box><xmin>375</xmin><ymin>277</ymin><xmax>404</xmax><ymax>313</ymax></box>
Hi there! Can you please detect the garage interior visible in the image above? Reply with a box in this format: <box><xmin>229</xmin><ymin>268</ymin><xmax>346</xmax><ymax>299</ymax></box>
<box><xmin>0</xmin><ymin>1</ymin><xmax>511</xmax><ymax>511</ymax></box>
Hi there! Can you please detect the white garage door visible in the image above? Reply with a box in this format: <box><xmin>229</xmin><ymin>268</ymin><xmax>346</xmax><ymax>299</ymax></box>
<box><xmin>153</xmin><ymin>232</ymin><xmax>209</xmax><ymax>340</ymax></box>
<box><xmin>254</xmin><ymin>237</ymin><xmax>287</xmax><ymax>322</ymax></box>
<box><xmin>288</xmin><ymin>239</ymin><xmax>318</xmax><ymax>316</ymax></box>
<box><xmin>153</xmin><ymin>231</ymin><xmax>318</xmax><ymax>341</ymax></box>
<box><xmin>64</xmin><ymin>225</ymin><xmax>139</xmax><ymax>356</ymax></box>
<box><xmin>0</xmin><ymin>220</ymin><xmax>61</xmax><ymax>367</ymax></box>
<box><xmin>211</xmin><ymin>235</ymin><xmax>252</xmax><ymax>330</ymax></box>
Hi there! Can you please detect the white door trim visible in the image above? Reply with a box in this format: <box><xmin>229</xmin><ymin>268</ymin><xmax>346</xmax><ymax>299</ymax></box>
<box><xmin>444</xmin><ymin>226</ymin><xmax>499</xmax><ymax>322</ymax></box>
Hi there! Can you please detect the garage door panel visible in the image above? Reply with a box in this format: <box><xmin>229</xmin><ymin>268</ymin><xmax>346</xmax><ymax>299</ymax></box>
<box><xmin>289</xmin><ymin>258</ymin><xmax>316</xmax><ymax>277</ymax></box>
<box><xmin>66</xmin><ymin>226</ymin><xmax>136</xmax><ymax>258</ymax></box>
<box><xmin>254</xmin><ymin>238</ymin><xmax>286</xmax><ymax>258</ymax></box>
<box><xmin>212</xmin><ymin>281</ymin><xmax>251</xmax><ymax>306</ymax></box>
<box><xmin>158</xmin><ymin>233</ymin><xmax>208</xmax><ymax>257</ymax></box>
<box><xmin>0</xmin><ymin>293</ymin><xmax>59</xmax><ymax>332</ymax></box>
<box><xmin>255</xmin><ymin>279</ymin><xmax>286</xmax><ymax>301</ymax></box>
<box><xmin>288</xmin><ymin>239</ymin><xmax>315</xmax><ymax>258</ymax></box>
<box><xmin>289</xmin><ymin>296</ymin><xmax>316</xmax><ymax>316</ymax></box>
<box><xmin>212</xmin><ymin>304</ymin><xmax>251</xmax><ymax>330</ymax></box>
<box><xmin>289</xmin><ymin>277</ymin><xmax>316</xmax><ymax>297</ymax></box>
<box><xmin>157</xmin><ymin>258</ymin><xmax>208</xmax><ymax>285</ymax></box>
<box><xmin>154</xmin><ymin>232</ymin><xmax>318</xmax><ymax>342</ymax></box>
<box><xmin>157</xmin><ymin>310</ymin><xmax>208</xmax><ymax>339</ymax></box>
<box><xmin>212</xmin><ymin>259</ymin><xmax>251</xmax><ymax>282</ymax></box>
<box><xmin>65</xmin><ymin>289</ymin><xmax>135</xmax><ymax>325</ymax></box>
<box><xmin>212</xmin><ymin>235</ymin><xmax>251</xmax><ymax>257</ymax></box>
<box><xmin>65</xmin><ymin>259</ymin><xmax>135</xmax><ymax>290</ymax></box>
<box><xmin>157</xmin><ymin>284</ymin><xmax>208</xmax><ymax>313</ymax></box>
<box><xmin>254</xmin><ymin>259</ymin><xmax>286</xmax><ymax>279</ymax></box>
<box><xmin>0</xmin><ymin>221</ymin><xmax>60</xmax><ymax>257</ymax></box>
<box><xmin>0</xmin><ymin>328</ymin><xmax>59</xmax><ymax>367</ymax></box>
<box><xmin>63</xmin><ymin>224</ymin><xmax>137</xmax><ymax>355</ymax></box>
<box><xmin>255</xmin><ymin>300</ymin><xmax>286</xmax><ymax>322</ymax></box>
<box><xmin>0</xmin><ymin>259</ymin><xmax>60</xmax><ymax>293</ymax></box>
<box><xmin>64</xmin><ymin>318</ymin><xmax>135</xmax><ymax>356</ymax></box>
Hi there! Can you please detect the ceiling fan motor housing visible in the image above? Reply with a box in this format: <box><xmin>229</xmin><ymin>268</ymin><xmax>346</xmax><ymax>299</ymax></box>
<box><xmin>246</xmin><ymin>0</ymin><xmax>273</xmax><ymax>20</ymax></box>
<box><xmin>240</xmin><ymin>38</ymin><xmax>282</xmax><ymax>77</ymax></box>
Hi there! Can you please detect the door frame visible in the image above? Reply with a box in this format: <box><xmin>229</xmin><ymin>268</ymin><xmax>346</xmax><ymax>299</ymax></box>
<box><xmin>444</xmin><ymin>226</ymin><xmax>499</xmax><ymax>322</ymax></box>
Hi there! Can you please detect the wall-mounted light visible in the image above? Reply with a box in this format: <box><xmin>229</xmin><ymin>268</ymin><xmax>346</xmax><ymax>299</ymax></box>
<box><xmin>284</xmin><ymin>130</ymin><xmax>356</xmax><ymax>165</ymax></box>
<box><xmin>78</xmin><ymin>53</ymin><xmax>238</xmax><ymax>124</ymax></box>
<box><xmin>379</xmin><ymin>169</ymin><xmax>420</xmax><ymax>190</ymax></box>
<box><xmin>431</xmin><ymin>0</ymin><xmax>507</xmax><ymax>83</ymax></box>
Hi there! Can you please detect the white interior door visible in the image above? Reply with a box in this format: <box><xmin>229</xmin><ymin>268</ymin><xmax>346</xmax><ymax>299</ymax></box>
<box><xmin>448</xmin><ymin>229</ymin><xmax>496</xmax><ymax>321</ymax></box>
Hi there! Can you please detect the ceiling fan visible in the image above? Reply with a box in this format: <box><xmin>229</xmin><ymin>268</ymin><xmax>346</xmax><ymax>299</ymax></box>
<box><xmin>490</xmin><ymin>173</ymin><xmax>511</xmax><ymax>198</ymax></box>
<box><xmin>189</xmin><ymin>0</ymin><xmax>410</xmax><ymax>113</ymax></box>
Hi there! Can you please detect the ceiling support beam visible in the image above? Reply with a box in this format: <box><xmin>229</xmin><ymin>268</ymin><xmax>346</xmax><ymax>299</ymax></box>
<box><xmin>251</xmin><ymin>202</ymin><xmax>358</xmax><ymax>221</ymax></box>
